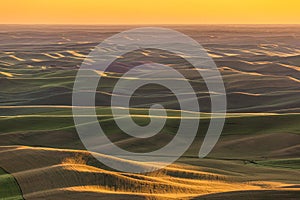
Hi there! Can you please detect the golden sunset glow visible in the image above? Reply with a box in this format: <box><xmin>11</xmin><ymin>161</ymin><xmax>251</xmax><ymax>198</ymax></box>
<box><xmin>1</xmin><ymin>0</ymin><xmax>299</xmax><ymax>24</ymax></box>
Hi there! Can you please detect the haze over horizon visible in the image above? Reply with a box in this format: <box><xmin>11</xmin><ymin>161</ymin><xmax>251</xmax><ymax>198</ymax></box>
<box><xmin>1</xmin><ymin>0</ymin><xmax>300</xmax><ymax>25</ymax></box>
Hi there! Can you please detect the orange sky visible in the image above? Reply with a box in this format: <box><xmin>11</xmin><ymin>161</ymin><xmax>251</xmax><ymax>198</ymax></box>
<box><xmin>1</xmin><ymin>0</ymin><xmax>299</xmax><ymax>24</ymax></box>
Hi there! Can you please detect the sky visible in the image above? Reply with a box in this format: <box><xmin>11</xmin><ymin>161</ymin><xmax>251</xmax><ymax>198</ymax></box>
<box><xmin>1</xmin><ymin>0</ymin><xmax>299</xmax><ymax>24</ymax></box>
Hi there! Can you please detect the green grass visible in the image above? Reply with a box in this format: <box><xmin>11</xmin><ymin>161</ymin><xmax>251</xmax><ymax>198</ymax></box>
<box><xmin>1</xmin><ymin>107</ymin><xmax>300</xmax><ymax>136</ymax></box>
<box><xmin>0</xmin><ymin>116</ymin><xmax>75</xmax><ymax>133</ymax></box>
<box><xmin>0</xmin><ymin>168</ymin><xmax>23</xmax><ymax>200</ymax></box>
<box><xmin>221</xmin><ymin>114</ymin><xmax>300</xmax><ymax>136</ymax></box>
<box><xmin>258</xmin><ymin>158</ymin><xmax>300</xmax><ymax>169</ymax></box>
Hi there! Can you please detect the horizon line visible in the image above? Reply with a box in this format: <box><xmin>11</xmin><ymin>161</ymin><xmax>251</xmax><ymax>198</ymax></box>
<box><xmin>1</xmin><ymin>23</ymin><xmax>300</xmax><ymax>26</ymax></box>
